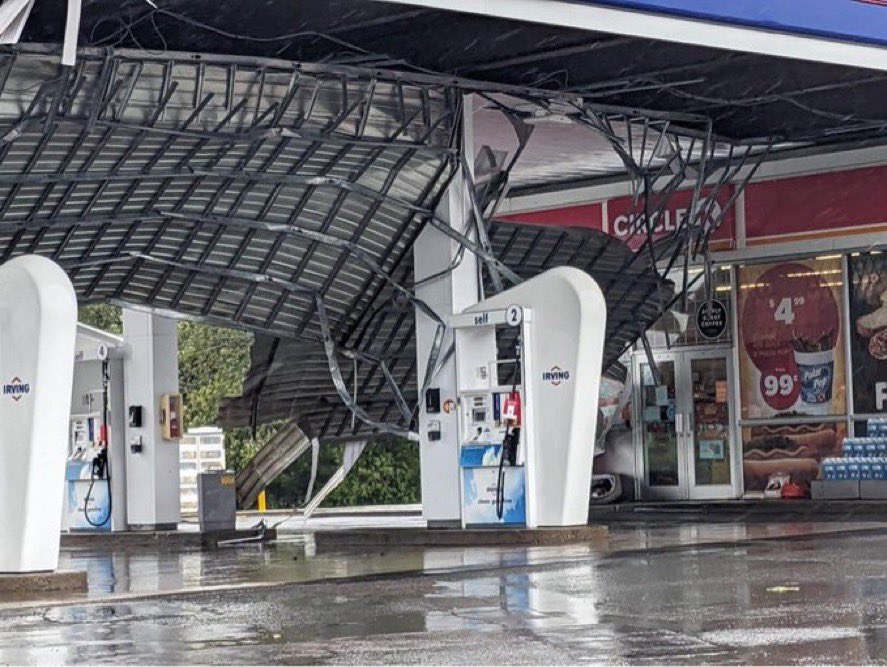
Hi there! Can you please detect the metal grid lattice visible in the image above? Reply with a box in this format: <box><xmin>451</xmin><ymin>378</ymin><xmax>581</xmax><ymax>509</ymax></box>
<box><xmin>0</xmin><ymin>44</ymin><xmax>787</xmax><ymax>445</ymax></box>
<box><xmin>218</xmin><ymin>222</ymin><xmax>671</xmax><ymax>439</ymax></box>
<box><xmin>0</xmin><ymin>46</ymin><xmax>458</xmax><ymax>350</ymax></box>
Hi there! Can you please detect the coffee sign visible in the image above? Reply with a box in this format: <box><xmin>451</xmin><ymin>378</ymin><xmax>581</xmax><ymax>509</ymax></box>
<box><xmin>696</xmin><ymin>299</ymin><xmax>728</xmax><ymax>340</ymax></box>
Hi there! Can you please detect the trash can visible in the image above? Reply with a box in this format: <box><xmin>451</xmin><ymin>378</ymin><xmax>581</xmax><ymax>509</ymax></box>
<box><xmin>197</xmin><ymin>471</ymin><xmax>236</xmax><ymax>532</ymax></box>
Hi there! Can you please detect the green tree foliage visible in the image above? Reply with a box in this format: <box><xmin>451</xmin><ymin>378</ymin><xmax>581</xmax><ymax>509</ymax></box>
<box><xmin>177</xmin><ymin>320</ymin><xmax>250</xmax><ymax>429</ymax></box>
<box><xmin>78</xmin><ymin>303</ymin><xmax>421</xmax><ymax>507</ymax></box>
<box><xmin>176</xmin><ymin>320</ymin><xmax>267</xmax><ymax>473</ymax></box>
<box><xmin>79</xmin><ymin>303</ymin><xmax>122</xmax><ymax>334</ymax></box>
<box><xmin>327</xmin><ymin>439</ymin><xmax>421</xmax><ymax>506</ymax></box>
<box><xmin>265</xmin><ymin>438</ymin><xmax>421</xmax><ymax>508</ymax></box>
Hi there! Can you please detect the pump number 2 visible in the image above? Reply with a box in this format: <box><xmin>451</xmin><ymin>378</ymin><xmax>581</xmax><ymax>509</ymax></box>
<box><xmin>506</xmin><ymin>304</ymin><xmax>523</xmax><ymax>327</ymax></box>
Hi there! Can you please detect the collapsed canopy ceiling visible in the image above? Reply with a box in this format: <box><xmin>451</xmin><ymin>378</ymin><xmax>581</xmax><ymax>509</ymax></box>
<box><xmin>0</xmin><ymin>39</ymin><xmax>761</xmax><ymax>442</ymax></box>
<box><xmin>218</xmin><ymin>222</ymin><xmax>671</xmax><ymax>440</ymax></box>
<box><xmin>0</xmin><ymin>46</ymin><xmax>457</xmax><ymax>341</ymax></box>
<box><xmin>24</xmin><ymin>0</ymin><xmax>887</xmax><ymax>157</ymax></box>
<box><xmin>0</xmin><ymin>0</ymin><xmax>884</xmax><ymax>444</ymax></box>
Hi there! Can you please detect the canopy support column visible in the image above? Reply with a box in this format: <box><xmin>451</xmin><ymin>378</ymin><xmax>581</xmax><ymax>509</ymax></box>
<box><xmin>414</xmin><ymin>95</ymin><xmax>481</xmax><ymax>528</ymax></box>
<box><xmin>122</xmin><ymin>309</ymin><xmax>182</xmax><ymax>531</ymax></box>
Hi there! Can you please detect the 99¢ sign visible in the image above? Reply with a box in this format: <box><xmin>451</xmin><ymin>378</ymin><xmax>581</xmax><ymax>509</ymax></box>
<box><xmin>739</xmin><ymin>260</ymin><xmax>843</xmax><ymax>417</ymax></box>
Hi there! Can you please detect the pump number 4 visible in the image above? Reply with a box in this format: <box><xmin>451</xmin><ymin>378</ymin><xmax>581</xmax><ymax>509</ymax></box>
<box><xmin>506</xmin><ymin>304</ymin><xmax>523</xmax><ymax>327</ymax></box>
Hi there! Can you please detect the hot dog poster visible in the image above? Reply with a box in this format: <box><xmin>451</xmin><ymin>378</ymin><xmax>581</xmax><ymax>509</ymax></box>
<box><xmin>741</xmin><ymin>421</ymin><xmax>846</xmax><ymax>492</ymax></box>
<box><xmin>849</xmin><ymin>253</ymin><xmax>887</xmax><ymax>415</ymax></box>
<box><xmin>737</xmin><ymin>258</ymin><xmax>847</xmax><ymax>419</ymax></box>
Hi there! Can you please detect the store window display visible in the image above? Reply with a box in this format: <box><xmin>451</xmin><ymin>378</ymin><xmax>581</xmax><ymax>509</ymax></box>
<box><xmin>737</xmin><ymin>257</ymin><xmax>847</xmax><ymax>492</ymax></box>
<box><xmin>849</xmin><ymin>252</ymin><xmax>887</xmax><ymax>419</ymax></box>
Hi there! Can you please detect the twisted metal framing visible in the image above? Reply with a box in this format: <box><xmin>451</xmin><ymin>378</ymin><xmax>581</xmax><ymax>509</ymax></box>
<box><xmin>0</xmin><ymin>44</ymin><xmax>779</xmax><ymax>442</ymax></box>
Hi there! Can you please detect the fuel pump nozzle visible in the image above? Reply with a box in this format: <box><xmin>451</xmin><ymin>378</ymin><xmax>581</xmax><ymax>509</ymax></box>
<box><xmin>496</xmin><ymin>391</ymin><xmax>522</xmax><ymax>519</ymax></box>
<box><xmin>91</xmin><ymin>447</ymin><xmax>107</xmax><ymax>479</ymax></box>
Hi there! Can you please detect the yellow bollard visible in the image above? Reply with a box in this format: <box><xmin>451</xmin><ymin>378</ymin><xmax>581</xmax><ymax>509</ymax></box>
<box><xmin>257</xmin><ymin>490</ymin><xmax>267</xmax><ymax>513</ymax></box>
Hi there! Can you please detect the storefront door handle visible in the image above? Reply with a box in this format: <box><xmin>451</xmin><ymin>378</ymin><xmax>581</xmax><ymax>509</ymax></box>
<box><xmin>676</xmin><ymin>412</ymin><xmax>692</xmax><ymax>438</ymax></box>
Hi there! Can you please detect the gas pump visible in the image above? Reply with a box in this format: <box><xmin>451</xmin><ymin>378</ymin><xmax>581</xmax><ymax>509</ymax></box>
<box><xmin>453</xmin><ymin>305</ymin><xmax>533</xmax><ymax>526</ymax></box>
<box><xmin>65</xmin><ymin>344</ymin><xmax>115</xmax><ymax>531</ymax></box>
<box><xmin>83</xmin><ymin>357</ymin><xmax>112</xmax><ymax>528</ymax></box>
<box><xmin>441</xmin><ymin>267</ymin><xmax>607</xmax><ymax>528</ymax></box>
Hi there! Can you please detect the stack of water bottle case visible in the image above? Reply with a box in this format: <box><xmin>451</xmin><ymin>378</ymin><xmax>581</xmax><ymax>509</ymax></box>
<box><xmin>813</xmin><ymin>418</ymin><xmax>887</xmax><ymax>499</ymax></box>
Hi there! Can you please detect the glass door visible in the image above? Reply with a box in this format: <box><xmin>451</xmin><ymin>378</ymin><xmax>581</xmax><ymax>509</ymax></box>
<box><xmin>636</xmin><ymin>354</ymin><xmax>686</xmax><ymax>500</ymax></box>
<box><xmin>635</xmin><ymin>350</ymin><xmax>738</xmax><ymax>500</ymax></box>
<box><xmin>684</xmin><ymin>351</ymin><xmax>736</xmax><ymax>499</ymax></box>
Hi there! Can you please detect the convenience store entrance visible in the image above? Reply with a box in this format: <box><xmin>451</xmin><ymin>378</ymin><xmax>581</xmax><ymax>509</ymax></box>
<box><xmin>634</xmin><ymin>349</ymin><xmax>740</xmax><ymax>500</ymax></box>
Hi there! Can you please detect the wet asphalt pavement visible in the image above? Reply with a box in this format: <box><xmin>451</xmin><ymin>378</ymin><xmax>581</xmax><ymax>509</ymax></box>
<box><xmin>4</xmin><ymin>527</ymin><xmax>887</xmax><ymax>664</ymax></box>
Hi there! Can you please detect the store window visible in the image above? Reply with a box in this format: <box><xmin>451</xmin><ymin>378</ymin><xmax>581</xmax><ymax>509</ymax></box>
<box><xmin>737</xmin><ymin>257</ymin><xmax>846</xmax><ymax>420</ymax></box>
<box><xmin>848</xmin><ymin>252</ymin><xmax>887</xmax><ymax>418</ymax></box>
<box><xmin>646</xmin><ymin>266</ymin><xmax>733</xmax><ymax>348</ymax></box>
<box><xmin>736</xmin><ymin>257</ymin><xmax>847</xmax><ymax>492</ymax></box>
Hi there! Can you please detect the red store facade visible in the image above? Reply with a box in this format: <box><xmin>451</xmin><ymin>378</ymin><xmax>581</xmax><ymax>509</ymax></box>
<box><xmin>503</xmin><ymin>152</ymin><xmax>887</xmax><ymax>500</ymax></box>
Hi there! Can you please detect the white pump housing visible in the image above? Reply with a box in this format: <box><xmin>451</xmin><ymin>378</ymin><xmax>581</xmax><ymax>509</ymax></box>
<box><xmin>0</xmin><ymin>255</ymin><xmax>77</xmax><ymax>572</ymax></box>
<box><xmin>453</xmin><ymin>266</ymin><xmax>606</xmax><ymax>527</ymax></box>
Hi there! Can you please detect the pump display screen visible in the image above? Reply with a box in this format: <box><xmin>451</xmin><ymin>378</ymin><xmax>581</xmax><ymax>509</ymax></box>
<box><xmin>461</xmin><ymin>389</ymin><xmax>522</xmax><ymax>446</ymax></box>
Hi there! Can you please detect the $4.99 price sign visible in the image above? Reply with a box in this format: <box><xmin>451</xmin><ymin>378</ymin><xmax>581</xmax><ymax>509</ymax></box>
<box><xmin>739</xmin><ymin>260</ymin><xmax>844</xmax><ymax>417</ymax></box>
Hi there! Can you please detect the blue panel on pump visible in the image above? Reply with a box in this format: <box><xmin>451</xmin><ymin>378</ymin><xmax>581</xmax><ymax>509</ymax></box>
<box><xmin>460</xmin><ymin>444</ymin><xmax>503</xmax><ymax>467</ymax></box>
<box><xmin>577</xmin><ymin>0</ymin><xmax>887</xmax><ymax>47</ymax></box>
<box><xmin>462</xmin><ymin>467</ymin><xmax>527</xmax><ymax>525</ymax></box>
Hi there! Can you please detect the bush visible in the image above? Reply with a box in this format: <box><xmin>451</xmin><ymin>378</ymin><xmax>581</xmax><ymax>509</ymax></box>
<box><xmin>265</xmin><ymin>438</ymin><xmax>421</xmax><ymax>508</ymax></box>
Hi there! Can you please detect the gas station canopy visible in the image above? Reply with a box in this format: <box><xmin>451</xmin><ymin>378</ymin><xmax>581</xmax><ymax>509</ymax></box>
<box><xmin>23</xmin><ymin>0</ymin><xmax>885</xmax><ymax>146</ymax></box>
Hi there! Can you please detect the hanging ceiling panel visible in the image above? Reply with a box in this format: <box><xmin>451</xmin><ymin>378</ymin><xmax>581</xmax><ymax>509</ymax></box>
<box><xmin>218</xmin><ymin>222</ymin><xmax>671</xmax><ymax>441</ymax></box>
<box><xmin>0</xmin><ymin>47</ymin><xmax>458</xmax><ymax>346</ymax></box>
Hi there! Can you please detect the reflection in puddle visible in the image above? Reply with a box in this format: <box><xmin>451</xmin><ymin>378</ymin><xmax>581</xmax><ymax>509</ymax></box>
<box><xmin>41</xmin><ymin>538</ymin><xmax>607</xmax><ymax>606</ymax></box>
<box><xmin>6</xmin><ymin>532</ymin><xmax>887</xmax><ymax>664</ymax></box>
<box><xmin>427</xmin><ymin>567</ymin><xmax>603</xmax><ymax>635</ymax></box>
<box><xmin>52</xmin><ymin>538</ymin><xmax>436</xmax><ymax>602</ymax></box>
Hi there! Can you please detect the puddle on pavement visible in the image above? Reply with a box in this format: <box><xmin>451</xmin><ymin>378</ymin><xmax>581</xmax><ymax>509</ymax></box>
<box><xmin>6</xmin><ymin>533</ymin><xmax>887</xmax><ymax>664</ymax></box>
<box><xmin>5</xmin><ymin>538</ymin><xmax>604</xmax><ymax>607</ymax></box>
<box><xmin>3</xmin><ymin>520</ymin><xmax>883</xmax><ymax>609</ymax></box>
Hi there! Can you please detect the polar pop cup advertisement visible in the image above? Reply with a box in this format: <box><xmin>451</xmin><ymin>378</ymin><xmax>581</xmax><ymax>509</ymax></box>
<box><xmin>738</xmin><ymin>258</ymin><xmax>846</xmax><ymax>419</ymax></box>
<box><xmin>737</xmin><ymin>258</ymin><xmax>846</xmax><ymax>491</ymax></box>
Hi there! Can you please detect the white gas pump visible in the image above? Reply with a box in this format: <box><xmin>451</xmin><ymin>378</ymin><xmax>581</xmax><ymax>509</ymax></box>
<box><xmin>449</xmin><ymin>267</ymin><xmax>606</xmax><ymax>528</ymax></box>
<box><xmin>66</xmin><ymin>337</ymin><xmax>118</xmax><ymax>532</ymax></box>
<box><xmin>0</xmin><ymin>255</ymin><xmax>77</xmax><ymax>572</ymax></box>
